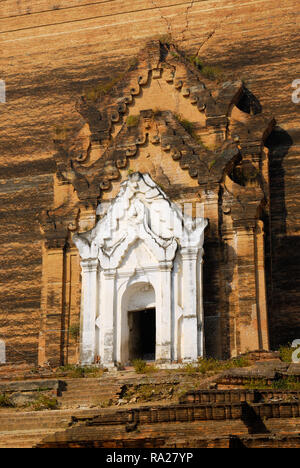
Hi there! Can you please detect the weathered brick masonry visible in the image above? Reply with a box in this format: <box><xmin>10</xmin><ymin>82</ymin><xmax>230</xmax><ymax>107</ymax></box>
<box><xmin>0</xmin><ymin>0</ymin><xmax>299</xmax><ymax>364</ymax></box>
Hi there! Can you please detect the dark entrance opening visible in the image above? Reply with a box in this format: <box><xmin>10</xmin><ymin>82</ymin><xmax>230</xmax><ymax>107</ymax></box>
<box><xmin>128</xmin><ymin>308</ymin><xmax>156</xmax><ymax>361</ymax></box>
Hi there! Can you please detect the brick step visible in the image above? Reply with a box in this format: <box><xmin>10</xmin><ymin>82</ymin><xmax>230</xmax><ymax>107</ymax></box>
<box><xmin>229</xmin><ymin>433</ymin><xmax>300</xmax><ymax>449</ymax></box>
<box><xmin>0</xmin><ymin>428</ymin><xmax>66</xmax><ymax>449</ymax></box>
<box><xmin>35</xmin><ymin>418</ymin><xmax>300</xmax><ymax>448</ymax></box>
<box><xmin>63</xmin><ymin>382</ymin><xmax>116</xmax><ymax>389</ymax></box>
<box><xmin>58</xmin><ymin>380</ymin><xmax>122</xmax><ymax>407</ymax></box>
<box><xmin>63</xmin><ymin>378</ymin><xmax>120</xmax><ymax>387</ymax></box>
<box><xmin>0</xmin><ymin>419</ymin><xmax>71</xmax><ymax>432</ymax></box>
<box><xmin>60</xmin><ymin>392</ymin><xmax>119</xmax><ymax>400</ymax></box>
<box><xmin>180</xmin><ymin>389</ymin><xmax>300</xmax><ymax>405</ymax></box>
<box><xmin>60</xmin><ymin>388</ymin><xmax>121</xmax><ymax>397</ymax></box>
<box><xmin>58</xmin><ymin>395</ymin><xmax>118</xmax><ymax>406</ymax></box>
<box><xmin>0</xmin><ymin>408</ymin><xmax>101</xmax><ymax>432</ymax></box>
<box><xmin>0</xmin><ymin>414</ymin><xmax>72</xmax><ymax>432</ymax></box>
<box><xmin>36</xmin><ymin>420</ymin><xmax>249</xmax><ymax>447</ymax></box>
<box><xmin>59</xmin><ymin>389</ymin><xmax>122</xmax><ymax>405</ymax></box>
<box><xmin>60</xmin><ymin>386</ymin><xmax>122</xmax><ymax>394</ymax></box>
<box><xmin>71</xmin><ymin>400</ymin><xmax>300</xmax><ymax>427</ymax></box>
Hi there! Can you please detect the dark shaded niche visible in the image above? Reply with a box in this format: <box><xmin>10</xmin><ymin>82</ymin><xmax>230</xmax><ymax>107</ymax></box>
<box><xmin>264</xmin><ymin>128</ymin><xmax>297</xmax><ymax>349</ymax></box>
<box><xmin>236</xmin><ymin>87</ymin><xmax>262</xmax><ymax>115</ymax></box>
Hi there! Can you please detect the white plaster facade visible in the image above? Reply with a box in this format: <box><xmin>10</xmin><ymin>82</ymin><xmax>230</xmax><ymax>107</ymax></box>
<box><xmin>73</xmin><ymin>173</ymin><xmax>207</xmax><ymax>367</ymax></box>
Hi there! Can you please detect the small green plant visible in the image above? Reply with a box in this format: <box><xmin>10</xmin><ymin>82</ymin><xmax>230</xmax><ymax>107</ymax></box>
<box><xmin>174</xmin><ymin>114</ymin><xmax>206</xmax><ymax>147</ymax></box>
<box><xmin>209</xmin><ymin>159</ymin><xmax>216</xmax><ymax>170</ymax></box>
<box><xmin>244</xmin><ymin>378</ymin><xmax>270</xmax><ymax>390</ymax></box>
<box><xmin>99</xmin><ymin>399</ymin><xmax>113</xmax><ymax>408</ymax></box>
<box><xmin>56</xmin><ymin>365</ymin><xmax>103</xmax><ymax>379</ymax></box>
<box><xmin>279</xmin><ymin>345</ymin><xmax>293</xmax><ymax>363</ymax></box>
<box><xmin>273</xmin><ymin>377</ymin><xmax>300</xmax><ymax>391</ymax></box>
<box><xmin>200</xmin><ymin>65</ymin><xmax>223</xmax><ymax>81</ymax></box>
<box><xmin>224</xmin><ymin>355</ymin><xmax>251</xmax><ymax>369</ymax></box>
<box><xmin>188</xmin><ymin>56</ymin><xmax>203</xmax><ymax>67</ymax></box>
<box><xmin>177</xmin><ymin>117</ymin><xmax>195</xmax><ymax>136</ymax></box>
<box><xmin>132</xmin><ymin>359</ymin><xmax>148</xmax><ymax>374</ymax></box>
<box><xmin>70</xmin><ymin>366</ymin><xmax>85</xmax><ymax>378</ymax></box>
<box><xmin>69</xmin><ymin>323</ymin><xmax>80</xmax><ymax>341</ymax></box>
<box><xmin>245</xmin><ymin>376</ymin><xmax>300</xmax><ymax>391</ymax></box>
<box><xmin>188</xmin><ymin>56</ymin><xmax>223</xmax><ymax>81</ymax></box>
<box><xmin>82</xmin><ymin>366</ymin><xmax>104</xmax><ymax>378</ymax></box>
<box><xmin>175</xmin><ymin>114</ymin><xmax>196</xmax><ymax>136</ymax></box>
<box><xmin>132</xmin><ymin>359</ymin><xmax>158</xmax><ymax>374</ymax></box>
<box><xmin>144</xmin><ymin>364</ymin><xmax>159</xmax><ymax>374</ymax></box>
<box><xmin>135</xmin><ymin>385</ymin><xmax>155</xmax><ymax>400</ymax></box>
<box><xmin>85</xmin><ymin>75</ymin><xmax>122</xmax><ymax>102</ymax></box>
<box><xmin>183</xmin><ymin>363</ymin><xmax>199</xmax><ymax>374</ymax></box>
<box><xmin>182</xmin><ymin>356</ymin><xmax>250</xmax><ymax>375</ymax></box>
<box><xmin>123</xmin><ymin>382</ymin><xmax>176</xmax><ymax>403</ymax></box>
<box><xmin>31</xmin><ymin>395</ymin><xmax>58</xmax><ymax>411</ymax></box>
<box><xmin>0</xmin><ymin>393</ymin><xmax>14</xmax><ymax>408</ymax></box>
<box><xmin>126</xmin><ymin>115</ymin><xmax>140</xmax><ymax>127</ymax></box>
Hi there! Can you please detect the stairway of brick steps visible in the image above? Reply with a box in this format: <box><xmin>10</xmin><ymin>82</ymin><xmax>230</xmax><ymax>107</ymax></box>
<box><xmin>57</xmin><ymin>371</ymin><xmax>204</xmax><ymax>408</ymax></box>
<box><xmin>36</xmin><ymin>390</ymin><xmax>300</xmax><ymax>448</ymax></box>
<box><xmin>0</xmin><ymin>408</ymin><xmax>101</xmax><ymax>448</ymax></box>
<box><xmin>35</xmin><ymin>420</ymin><xmax>300</xmax><ymax>448</ymax></box>
<box><xmin>0</xmin><ymin>371</ymin><xmax>191</xmax><ymax>448</ymax></box>
<box><xmin>58</xmin><ymin>378</ymin><xmax>123</xmax><ymax>408</ymax></box>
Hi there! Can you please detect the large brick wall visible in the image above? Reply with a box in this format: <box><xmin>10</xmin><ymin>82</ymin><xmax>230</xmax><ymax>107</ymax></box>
<box><xmin>0</xmin><ymin>0</ymin><xmax>299</xmax><ymax>362</ymax></box>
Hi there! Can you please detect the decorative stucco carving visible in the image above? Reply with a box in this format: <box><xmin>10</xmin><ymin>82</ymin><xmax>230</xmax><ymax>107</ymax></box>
<box><xmin>73</xmin><ymin>172</ymin><xmax>207</xmax><ymax>269</ymax></box>
<box><xmin>49</xmin><ymin>41</ymin><xmax>275</xmax><ymax>210</ymax></box>
<box><xmin>73</xmin><ymin>173</ymin><xmax>207</xmax><ymax>366</ymax></box>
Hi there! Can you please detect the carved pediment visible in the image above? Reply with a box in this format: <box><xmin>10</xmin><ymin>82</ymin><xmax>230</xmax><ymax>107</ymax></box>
<box><xmin>41</xmin><ymin>40</ymin><xmax>276</xmax><ymax>246</ymax></box>
<box><xmin>73</xmin><ymin>173</ymin><xmax>207</xmax><ymax>269</ymax></box>
<box><xmin>52</xmin><ymin>41</ymin><xmax>274</xmax><ymax>203</ymax></box>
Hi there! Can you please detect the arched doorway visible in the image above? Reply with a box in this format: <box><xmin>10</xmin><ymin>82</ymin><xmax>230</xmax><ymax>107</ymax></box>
<box><xmin>121</xmin><ymin>282</ymin><xmax>156</xmax><ymax>364</ymax></box>
<box><xmin>74</xmin><ymin>173</ymin><xmax>207</xmax><ymax>366</ymax></box>
<box><xmin>128</xmin><ymin>308</ymin><xmax>156</xmax><ymax>361</ymax></box>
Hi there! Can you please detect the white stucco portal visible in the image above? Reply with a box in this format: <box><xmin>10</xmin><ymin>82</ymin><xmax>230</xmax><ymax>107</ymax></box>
<box><xmin>73</xmin><ymin>172</ymin><xmax>207</xmax><ymax>367</ymax></box>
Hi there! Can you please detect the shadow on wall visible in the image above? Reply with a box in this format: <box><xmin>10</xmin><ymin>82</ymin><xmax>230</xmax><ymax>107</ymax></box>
<box><xmin>203</xmin><ymin>88</ymin><xmax>265</xmax><ymax>360</ymax></box>
<box><xmin>264</xmin><ymin>128</ymin><xmax>299</xmax><ymax>349</ymax></box>
<box><xmin>203</xmin><ymin>125</ymin><xmax>296</xmax><ymax>358</ymax></box>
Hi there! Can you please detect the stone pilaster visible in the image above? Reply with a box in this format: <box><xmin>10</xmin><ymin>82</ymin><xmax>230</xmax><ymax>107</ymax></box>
<box><xmin>235</xmin><ymin>226</ymin><xmax>261</xmax><ymax>354</ymax></box>
<box><xmin>181</xmin><ymin>247</ymin><xmax>199</xmax><ymax>362</ymax></box>
<box><xmin>254</xmin><ymin>221</ymin><xmax>270</xmax><ymax>350</ymax></box>
<box><xmin>197</xmin><ymin>248</ymin><xmax>205</xmax><ymax>357</ymax></box>
<box><xmin>100</xmin><ymin>269</ymin><xmax>116</xmax><ymax>367</ymax></box>
<box><xmin>156</xmin><ymin>261</ymin><xmax>172</xmax><ymax>363</ymax></box>
<box><xmin>80</xmin><ymin>259</ymin><xmax>99</xmax><ymax>365</ymax></box>
<box><xmin>38</xmin><ymin>243</ymin><xmax>66</xmax><ymax>367</ymax></box>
